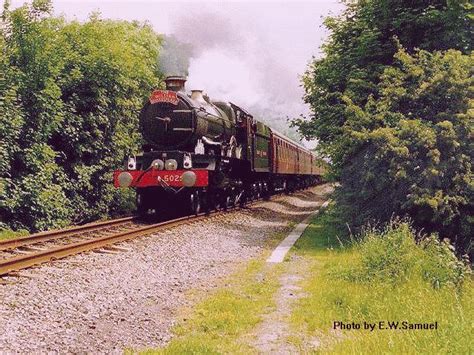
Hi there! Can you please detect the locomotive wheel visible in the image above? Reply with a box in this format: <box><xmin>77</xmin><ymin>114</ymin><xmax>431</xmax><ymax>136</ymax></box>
<box><xmin>228</xmin><ymin>189</ymin><xmax>236</xmax><ymax>208</ymax></box>
<box><xmin>239</xmin><ymin>192</ymin><xmax>247</xmax><ymax>207</ymax></box>
<box><xmin>254</xmin><ymin>183</ymin><xmax>260</xmax><ymax>200</ymax></box>
<box><xmin>235</xmin><ymin>190</ymin><xmax>244</xmax><ymax>206</ymax></box>
<box><xmin>224</xmin><ymin>195</ymin><xmax>231</xmax><ymax>210</ymax></box>
<box><xmin>247</xmin><ymin>185</ymin><xmax>254</xmax><ymax>201</ymax></box>
<box><xmin>211</xmin><ymin>191</ymin><xmax>222</xmax><ymax>211</ymax></box>
<box><xmin>248</xmin><ymin>186</ymin><xmax>255</xmax><ymax>203</ymax></box>
<box><xmin>226</xmin><ymin>193</ymin><xmax>235</xmax><ymax>209</ymax></box>
<box><xmin>202</xmin><ymin>191</ymin><xmax>211</xmax><ymax>215</ymax></box>
<box><xmin>190</xmin><ymin>191</ymin><xmax>201</xmax><ymax>216</ymax></box>
<box><xmin>262</xmin><ymin>183</ymin><xmax>270</xmax><ymax>200</ymax></box>
<box><xmin>136</xmin><ymin>192</ymin><xmax>149</xmax><ymax>216</ymax></box>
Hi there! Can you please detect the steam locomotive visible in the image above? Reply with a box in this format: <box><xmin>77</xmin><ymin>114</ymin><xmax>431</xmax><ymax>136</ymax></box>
<box><xmin>113</xmin><ymin>76</ymin><xmax>325</xmax><ymax>215</ymax></box>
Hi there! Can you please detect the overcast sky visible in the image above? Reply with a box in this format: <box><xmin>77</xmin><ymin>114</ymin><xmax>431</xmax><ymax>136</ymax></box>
<box><xmin>8</xmin><ymin>0</ymin><xmax>345</xmax><ymax>143</ymax></box>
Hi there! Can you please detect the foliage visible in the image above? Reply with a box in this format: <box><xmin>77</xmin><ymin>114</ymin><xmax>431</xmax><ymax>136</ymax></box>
<box><xmin>336</xmin><ymin>49</ymin><xmax>473</xmax><ymax>252</ymax></box>
<box><xmin>0</xmin><ymin>0</ymin><xmax>162</xmax><ymax>231</ymax></box>
<box><xmin>290</xmin><ymin>210</ymin><xmax>473</xmax><ymax>354</ymax></box>
<box><xmin>341</xmin><ymin>221</ymin><xmax>469</xmax><ymax>288</ymax></box>
<box><xmin>295</xmin><ymin>0</ymin><xmax>473</xmax><ymax>254</ymax></box>
<box><xmin>0</xmin><ymin>224</ymin><xmax>29</xmax><ymax>241</ymax></box>
<box><xmin>297</xmin><ymin>0</ymin><xmax>472</xmax><ymax>157</ymax></box>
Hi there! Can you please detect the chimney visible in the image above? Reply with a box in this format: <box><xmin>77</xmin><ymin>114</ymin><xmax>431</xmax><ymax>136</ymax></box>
<box><xmin>164</xmin><ymin>76</ymin><xmax>186</xmax><ymax>92</ymax></box>
<box><xmin>191</xmin><ymin>90</ymin><xmax>207</xmax><ymax>104</ymax></box>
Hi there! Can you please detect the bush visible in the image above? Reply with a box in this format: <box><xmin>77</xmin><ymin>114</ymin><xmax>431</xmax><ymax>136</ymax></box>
<box><xmin>0</xmin><ymin>0</ymin><xmax>163</xmax><ymax>231</ymax></box>
<box><xmin>336</xmin><ymin>49</ymin><xmax>472</xmax><ymax>254</ymax></box>
<box><xmin>108</xmin><ymin>188</ymin><xmax>137</xmax><ymax>217</ymax></box>
<box><xmin>419</xmin><ymin>236</ymin><xmax>469</xmax><ymax>289</ymax></box>
<box><xmin>295</xmin><ymin>0</ymin><xmax>473</xmax><ymax>256</ymax></box>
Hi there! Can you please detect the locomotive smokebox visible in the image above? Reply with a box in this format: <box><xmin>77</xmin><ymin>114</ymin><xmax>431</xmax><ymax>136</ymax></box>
<box><xmin>165</xmin><ymin>76</ymin><xmax>186</xmax><ymax>92</ymax></box>
<box><xmin>140</xmin><ymin>75</ymin><xmax>236</xmax><ymax>151</ymax></box>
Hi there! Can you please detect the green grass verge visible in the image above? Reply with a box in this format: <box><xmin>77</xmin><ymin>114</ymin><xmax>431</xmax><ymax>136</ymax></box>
<box><xmin>290</xmin><ymin>208</ymin><xmax>473</xmax><ymax>354</ymax></box>
<box><xmin>140</xmin><ymin>259</ymin><xmax>283</xmax><ymax>354</ymax></box>
<box><xmin>0</xmin><ymin>228</ymin><xmax>29</xmax><ymax>241</ymax></box>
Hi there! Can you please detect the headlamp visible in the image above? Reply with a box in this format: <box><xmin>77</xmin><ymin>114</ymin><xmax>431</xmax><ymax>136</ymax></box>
<box><xmin>151</xmin><ymin>159</ymin><xmax>164</xmax><ymax>170</ymax></box>
<box><xmin>165</xmin><ymin>159</ymin><xmax>178</xmax><ymax>171</ymax></box>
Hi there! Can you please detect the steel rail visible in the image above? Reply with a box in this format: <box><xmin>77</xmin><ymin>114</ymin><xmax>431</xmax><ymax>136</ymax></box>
<box><xmin>0</xmin><ymin>216</ymin><xmax>136</xmax><ymax>252</ymax></box>
<box><xmin>0</xmin><ymin>185</ymin><xmax>319</xmax><ymax>276</ymax></box>
<box><xmin>0</xmin><ymin>213</ymin><xmax>212</xmax><ymax>276</ymax></box>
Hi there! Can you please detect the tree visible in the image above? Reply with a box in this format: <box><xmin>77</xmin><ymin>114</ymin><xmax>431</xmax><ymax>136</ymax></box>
<box><xmin>295</xmin><ymin>0</ymin><xmax>473</xmax><ymax>254</ymax></box>
<box><xmin>296</xmin><ymin>0</ymin><xmax>472</xmax><ymax>172</ymax></box>
<box><xmin>0</xmin><ymin>0</ymin><xmax>163</xmax><ymax>231</ymax></box>
<box><xmin>338</xmin><ymin>49</ymin><xmax>473</xmax><ymax>252</ymax></box>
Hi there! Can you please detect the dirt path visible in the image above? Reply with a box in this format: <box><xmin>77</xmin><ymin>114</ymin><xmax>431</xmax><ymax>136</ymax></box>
<box><xmin>251</xmin><ymin>187</ymin><xmax>334</xmax><ymax>353</ymax></box>
<box><xmin>252</xmin><ymin>257</ymin><xmax>311</xmax><ymax>354</ymax></box>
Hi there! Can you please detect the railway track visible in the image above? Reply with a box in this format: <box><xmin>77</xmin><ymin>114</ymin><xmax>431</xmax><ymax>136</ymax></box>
<box><xmin>0</xmin><ymin>216</ymin><xmax>136</xmax><ymax>253</ymax></box>
<box><xmin>0</xmin><ymin>186</ymin><xmax>321</xmax><ymax>278</ymax></box>
<box><xmin>0</xmin><ymin>210</ymin><xmax>227</xmax><ymax>277</ymax></box>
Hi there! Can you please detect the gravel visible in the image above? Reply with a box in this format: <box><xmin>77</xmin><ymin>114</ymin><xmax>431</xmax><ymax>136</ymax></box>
<box><xmin>0</xmin><ymin>184</ymin><xmax>332</xmax><ymax>353</ymax></box>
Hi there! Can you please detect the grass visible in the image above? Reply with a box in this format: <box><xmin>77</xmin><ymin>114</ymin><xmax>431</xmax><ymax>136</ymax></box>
<box><xmin>0</xmin><ymin>228</ymin><xmax>29</xmax><ymax>241</ymax></box>
<box><xmin>140</xmin><ymin>259</ymin><xmax>283</xmax><ymax>354</ymax></box>
<box><xmin>135</xmin><ymin>205</ymin><xmax>472</xmax><ymax>354</ymax></box>
<box><xmin>290</xmin><ymin>208</ymin><xmax>473</xmax><ymax>354</ymax></box>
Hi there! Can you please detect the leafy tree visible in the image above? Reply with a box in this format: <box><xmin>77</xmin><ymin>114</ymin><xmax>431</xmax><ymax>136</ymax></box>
<box><xmin>0</xmin><ymin>0</ymin><xmax>163</xmax><ymax>231</ymax></box>
<box><xmin>295</xmin><ymin>0</ymin><xmax>473</xmax><ymax>254</ymax></box>
<box><xmin>296</xmin><ymin>0</ymin><xmax>472</xmax><ymax>171</ymax></box>
<box><xmin>338</xmin><ymin>49</ymin><xmax>472</xmax><ymax>252</ymax></box>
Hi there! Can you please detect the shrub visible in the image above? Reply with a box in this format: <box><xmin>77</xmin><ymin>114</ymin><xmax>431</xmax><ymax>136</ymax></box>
<box><xmin>419</xmin><ymin>236</ymin><xmax>469</xmax><ymax>288</ymax></box>
<box><xmin>295</xmin><ymin>0</ymin><xmax>473</xmax><ymax>256</ymax></box>
<box><xmin>0</xmin><ymin>0</ymin><xmax>162</xmax><ymax>231</ymax></box>
<box><xmin>335</xmin><ymin>49</ymin><xmax>473</xmax><ymax>255</ymax></box>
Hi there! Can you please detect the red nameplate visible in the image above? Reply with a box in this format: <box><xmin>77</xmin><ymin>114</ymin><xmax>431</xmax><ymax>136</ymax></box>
<box><xmin>149</xmin><ymin>90</ymin><xmax>179</xmax><ymax>105</ymax></box>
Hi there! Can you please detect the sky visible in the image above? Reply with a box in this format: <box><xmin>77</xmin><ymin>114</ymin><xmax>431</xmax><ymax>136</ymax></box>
<box><xmin>7</xmin><ymin>0</ymin><xmax>345</xmax><ymax>144</ymax></box>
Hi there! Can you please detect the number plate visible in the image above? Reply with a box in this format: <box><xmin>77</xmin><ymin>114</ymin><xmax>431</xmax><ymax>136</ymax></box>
<box><xmin>161</xmin><ymin>174</ymin><xmax>182</xmax><ymax>183</ymax></box>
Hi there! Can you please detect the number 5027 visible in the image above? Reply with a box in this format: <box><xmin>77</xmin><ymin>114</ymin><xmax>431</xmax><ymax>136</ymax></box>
<box><xmin>163</xmin><ymin>174</ymin><xmax>181</xmax><ymax>182</ymax></box>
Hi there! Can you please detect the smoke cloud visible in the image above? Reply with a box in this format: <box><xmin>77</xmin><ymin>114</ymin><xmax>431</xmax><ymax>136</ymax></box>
<box><xmin>158</xmin><ymin>3</ymin><xmax>343</xmax><ymax>143</ymax></box>
<box><xmin>158</xmin><ymin>35</ymin><xmax>193</xmax><ymax>77</ymax></box>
